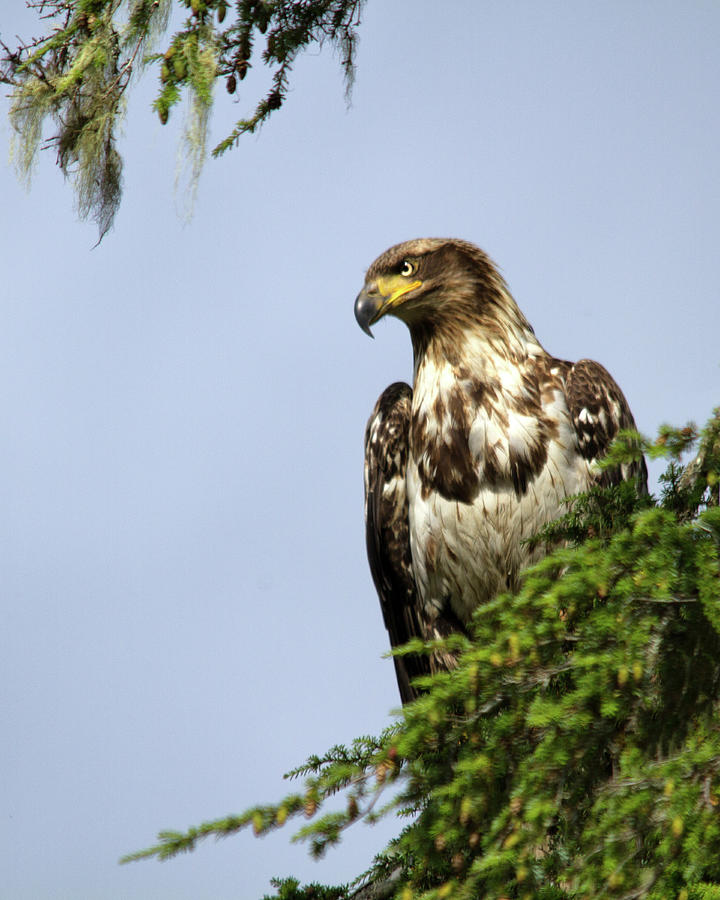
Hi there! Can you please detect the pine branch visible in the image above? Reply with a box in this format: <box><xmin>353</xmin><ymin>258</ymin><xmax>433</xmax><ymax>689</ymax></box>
<box><xmin>2</xmin><ymin>0</ymin><xmax>367</xmax><ymax>238</ymax></box>
<box><xmin>121</xmin><ymin>411</ymin><xmax>720</xmax><ymax>899</ymax></box>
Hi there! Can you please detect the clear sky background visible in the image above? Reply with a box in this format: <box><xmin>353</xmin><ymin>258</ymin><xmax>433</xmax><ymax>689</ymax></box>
<box><xmin>1</xmin><ymin>2</ymin><xmax>718</xmax><ymax>898</ymax></box>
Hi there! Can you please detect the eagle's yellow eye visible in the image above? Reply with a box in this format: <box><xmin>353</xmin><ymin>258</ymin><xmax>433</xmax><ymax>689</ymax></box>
<box><xmin>400</xmin><ymin>260</ymin><xmax>416</xmax><ymax>277</ymax></box>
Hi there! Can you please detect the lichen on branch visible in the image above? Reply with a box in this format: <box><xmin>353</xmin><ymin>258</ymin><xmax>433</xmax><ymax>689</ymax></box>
<box><xmin>1</xmin><ymin>0</ymin><xmax>366</xmax><ymax>239</ymax></box>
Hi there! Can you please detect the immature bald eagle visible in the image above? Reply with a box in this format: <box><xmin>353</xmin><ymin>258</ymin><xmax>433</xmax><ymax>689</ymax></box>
<box><xmin>355</xmin><ymin>238</ymin><xmax>647</xmax><ymax>704</ymax></box>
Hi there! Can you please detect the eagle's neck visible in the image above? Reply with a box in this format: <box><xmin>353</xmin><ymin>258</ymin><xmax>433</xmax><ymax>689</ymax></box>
<box><xmin>408</xmin><ymin>280</ymin><xmax>541</xmax><ymax>380</ymax></box>
<box><xmin>410</xmin><ymin>314</ymin><xmax>544</xmax><ymax>384</ymax></box>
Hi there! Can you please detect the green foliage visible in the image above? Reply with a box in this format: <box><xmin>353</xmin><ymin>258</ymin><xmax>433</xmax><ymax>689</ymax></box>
<box><xmin>260</xmin><ymin>877</ymin><xmax>347</xmax><ymax>900</ymax></box>
<box><xmin>119</xmin><ymin>729</ymin><xmax>399</xmax><ymax>865</ymax></box>
<box><xmin>1</xmin><ymin>0</ymin><xmax>365</xmax><ymax>238</ymax></box>
<box><xmin>525</xmin><ymin>478</ymin><xmax>650</xmax><ymax>548</ymax></box>
<box><xmin>123</xmin><ymin>409</ymin><xmax>720</xmax><ymax>900</ymax></box>
<box><xmin>2</xmin><ymin>0</ymin><xmax>176</xmax><ymax>239</ymax></box>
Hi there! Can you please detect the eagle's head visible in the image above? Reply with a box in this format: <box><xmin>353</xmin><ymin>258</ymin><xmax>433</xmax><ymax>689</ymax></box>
<box><xmin>354</xmin><ymin>238</ymin><xmax>535</xmax><ymax>355</ymax></box>
<box><xmin>355</xmin><ymin>238</ymin><xmax>509</xmax><ymax>335</ymax></box>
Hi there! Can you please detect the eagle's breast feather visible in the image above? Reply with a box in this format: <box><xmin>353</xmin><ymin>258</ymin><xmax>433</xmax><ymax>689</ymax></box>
<box><xmin>407</xmin><ymin>347</ymin><xmax>595</xmax><ymax>624</ymax></box>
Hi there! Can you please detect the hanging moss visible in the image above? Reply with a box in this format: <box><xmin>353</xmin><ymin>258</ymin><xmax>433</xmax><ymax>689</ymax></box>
<box><xmin>1</xmin><ymin>0</ymin><xmax>366</xmax><ymax>239</ymax></box>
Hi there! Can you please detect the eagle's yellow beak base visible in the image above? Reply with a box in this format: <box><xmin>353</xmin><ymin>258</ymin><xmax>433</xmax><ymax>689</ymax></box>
<box><xmin>354</xmin><ymin>277</ymin><xmax>423</xmax><ymax>336</ymax></box>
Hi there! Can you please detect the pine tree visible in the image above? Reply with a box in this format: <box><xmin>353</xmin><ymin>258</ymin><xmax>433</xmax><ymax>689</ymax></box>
<box><xmin>121</xmin><ymin>408</ymin><xmax>720</xmax><ymax>900</ymax></box>
<box><xmin>0</xmin><ymin>0</ymin><xmax>365</xmax><ymax>239</ymax></box>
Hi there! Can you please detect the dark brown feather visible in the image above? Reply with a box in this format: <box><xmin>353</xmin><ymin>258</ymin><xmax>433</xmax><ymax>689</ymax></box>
<box><xmin>563</xmin><ymin>358</ymin><xmax>648</xmax><ymax>490</ymax></box>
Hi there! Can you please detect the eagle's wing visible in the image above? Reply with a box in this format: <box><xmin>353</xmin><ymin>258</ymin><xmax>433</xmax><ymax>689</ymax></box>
<box><xmin>564</xmin><ymin>358</ymin><xmax>648</xmax><ymax>491</ymax></box>
<box><xmin>364</xmin><ymin>383</ymin><xmax>428</xmax><ymax>703</ymax></box>
<box><xmin>365</xmin><ymin>383</ymin><xmax>463</xmax><ymax>704</ymax></box>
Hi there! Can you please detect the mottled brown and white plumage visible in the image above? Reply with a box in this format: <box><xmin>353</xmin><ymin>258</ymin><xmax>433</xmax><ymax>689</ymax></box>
<box><xmin>355</xmin><ymin>238</ymin><xmax>647</xmax><ymax>704</ymax></box>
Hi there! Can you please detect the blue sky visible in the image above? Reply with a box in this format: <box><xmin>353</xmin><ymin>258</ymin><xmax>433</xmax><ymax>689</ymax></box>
<box><xmin>1</xmin><ymin>2</ymin><xmax>718</xmax><ymax>897</ymax></box>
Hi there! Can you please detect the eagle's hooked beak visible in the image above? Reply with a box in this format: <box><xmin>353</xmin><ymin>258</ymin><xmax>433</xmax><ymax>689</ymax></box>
<box><xmin>354</xmin><ymin>284</ymin><xmax>383</xmax><ymax>337</ymax></box>
<box><xmin>354</xmin><ymin>276</ymin><xmax>423</xmax><ymax>337</ymax></box>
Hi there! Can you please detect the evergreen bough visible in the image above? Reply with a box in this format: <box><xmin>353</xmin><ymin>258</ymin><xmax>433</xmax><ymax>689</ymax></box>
<box><xmin>1</xmin><ymin>0</ymin><xmax>365</xmax><ymax>238</ymax></box>
<box><xmin>121</xmin><ymin>408</ymin><xmax>720</xmax><ymax>900</ymax></box>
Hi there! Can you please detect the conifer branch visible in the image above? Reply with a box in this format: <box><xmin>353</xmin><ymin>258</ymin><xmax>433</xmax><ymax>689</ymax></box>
<box><xmin>121</xmin><ymin>409</ymin><xmax>720</xmax><ymax>899</ymax></box>
<box><xmin>1</xmin><ymin>0</ymin><xmax>367</xmax><ymax>239</ymax></box>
